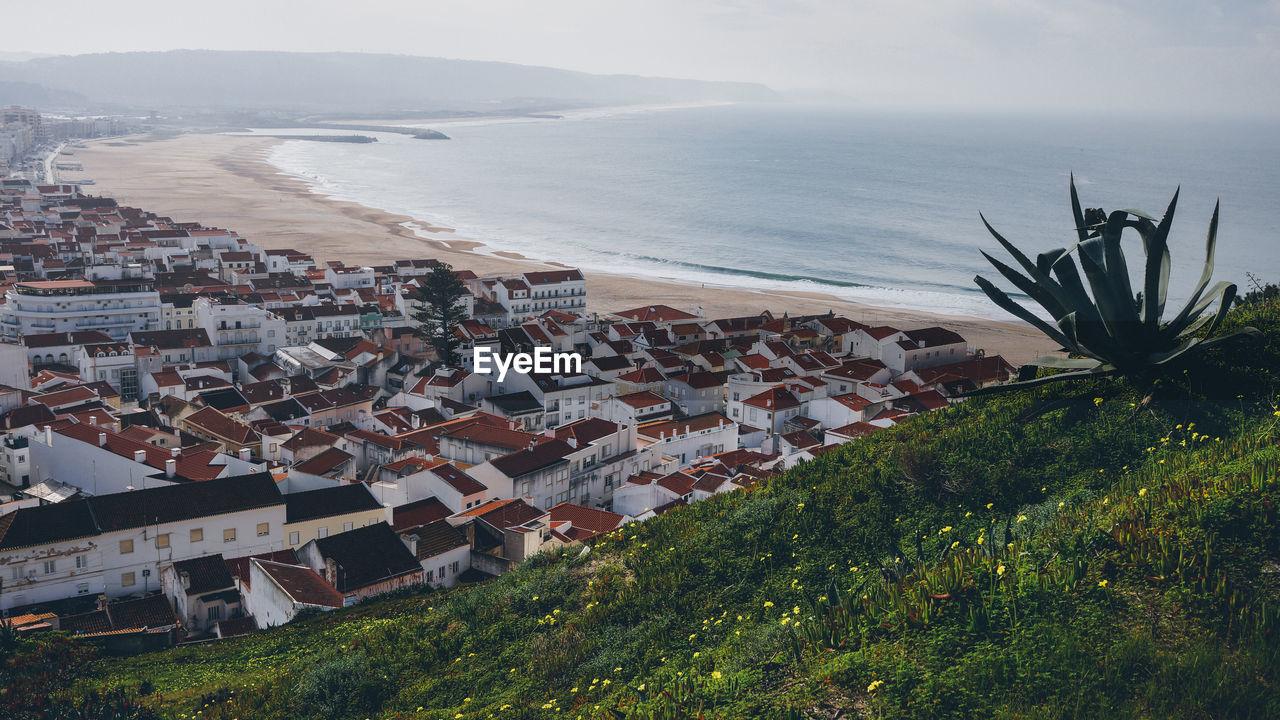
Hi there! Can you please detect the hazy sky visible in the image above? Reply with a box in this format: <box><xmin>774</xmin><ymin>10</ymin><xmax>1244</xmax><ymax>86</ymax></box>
<box><xmin>7</xmin><ymin>0</ymin><xmax>1280</xmax><ymax>113</ymax></box>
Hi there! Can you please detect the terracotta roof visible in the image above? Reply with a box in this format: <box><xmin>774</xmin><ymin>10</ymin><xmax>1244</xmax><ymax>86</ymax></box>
<box><xmin>615</xmin><ymin>390</ymin><xmax>669</xmax><ymax>409</ymax></box>
<box><xmin>638</xmin><ymin>412</ymin><xmax>734</xmax><ymax>438</ymax></box>
<box><xmin>293</xmin><ymin>447</ymin><xmax>354</xmax><ymax>476</ymax></box>
<box><xmin>547</xmin><ymin>502</ymin><xmax>625</xmax><ymax>541</ymax></box>
<box><xmin>453</xmin><ymin>498</ymin><xmax>544</xmax><ymax>529</ymax></box>
<box><xmin>742</xmin><ymin>387</ymin><xmax>801</xmax><ymax>411</ymax></box>
<box><xmin>253</xmin><ymin>559</ymin><xmax>344</xmax><ymax>608</ymax></box>
<box><xmin>489</xmin><ymin>439</ymin><xmax>574</xmax><ymax>478</ymax></box>
<box><xmin>429</xmin><ymin>462</ymin><xmax>487</xmax><ymax>496</ymax></box>
<box><xmin>392</xmin><ymin>497</ymin><xmax>453</xmax><ymax>531</ymax></box>
<box><xmin>184</xmin><ymin>406</ymin><xmax>258</xmax><ymax>445</ymax></box>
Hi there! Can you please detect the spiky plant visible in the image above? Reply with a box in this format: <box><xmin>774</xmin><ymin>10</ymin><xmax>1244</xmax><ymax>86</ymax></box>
<box><xmin>974</xmin><ymin>175</ymin><xmax>1258</xmax><ymax>389</ymax></box>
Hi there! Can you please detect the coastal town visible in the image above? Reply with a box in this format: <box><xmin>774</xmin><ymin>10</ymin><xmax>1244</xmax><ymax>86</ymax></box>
<box><xmin>0</xmin><ymin>106</ymin><xmax>1014</xmax><ymax>647</ymax></box>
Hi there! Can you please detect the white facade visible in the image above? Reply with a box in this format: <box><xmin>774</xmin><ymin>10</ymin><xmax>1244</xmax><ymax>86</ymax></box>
<box><xmin>0</xmin><ymin>278</ymin><xmax>161</xmax><ymax>342</ymax></box>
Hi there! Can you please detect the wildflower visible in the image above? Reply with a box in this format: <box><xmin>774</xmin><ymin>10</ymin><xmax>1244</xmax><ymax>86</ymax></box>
<box><xmin>764</xmin><ymin>601</ymin><xmax>774</xmax><ymax>608</ymax></box>
<box><xmin>868</xmin><ymin>679</ymin><xmax>884</xmax><ymax>693</ymax></box>
<box><xmin>571</xmin><ymin>687</ymin><xmax>578</xmax><ymax>693</ymax></box>
<box><xmin>793</xmin><ymin>605</ymin><xmax>800</xmax><ymax>615</ymax></box>
<box><xmin>1093</xmin><ymin>397</ymin><xmax>1103</xmax><ymax>407</ymax></box>
<box><xmin>940</xmin><ymin>526</ymin><xmax>952</xmax><ymax>534</ymax></box>
<box><xmin>693</xmin><ymin>652</ymin><xmax>700</xmax><ymax>658</ymax></box>
<box><xmin>1017</xmin><ymin>514</ymin><xmax>1027</xmax><ymax>523</ymax></box>
<box><xmin>637</xmin><ymin>684</ymin><xmax>645</xmax><ymax>691</ymax></box>
<box><xmin>950</xmin><ymin>541</ymin><xmax>959</xmax><ymax>549</ymax></box>
<box><xmin>964</xmin><ymin>511</ymin><xmax>972</xmax><ymax>518</ymax></box>
<box><xmin>997</xmin><ymin>564</ymin><xmax>1006</xmax><ymax>576</ymax></box>
<box><xmin>977</xmin><ymin>535</ymin><xmax>985</xmax><ymax>546</ymax></box>
<box><xmin>986</xmin><ymin>503</ymin><xmax>994</xmax><ymax>509</ymax></box>
<box><xmin>1139</xmin><ymin>488</ymin><xmax>1148</xmax><ymax>497</ymax></box>
<box><xmin>712</xmin><ymin>671</ymin><xmax>723</xmax><ymax>679</ymax></box>
<box><xmin>1098</xmin><ymin>579</ymin><xmax>1108</xmax><ymax>587</ymax></box>
<box><xmin>1057</xmin><ymin>501</ymin><xmax>1065</xmax><ymax>509</ymax></box>
<box><xmin>797</xmin><ymin>502</ymin><xmax>805</xmax><ymax>510</ymax></box>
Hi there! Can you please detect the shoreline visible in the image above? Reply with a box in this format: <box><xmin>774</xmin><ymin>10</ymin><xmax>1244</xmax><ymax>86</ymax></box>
<box><xmin>72</xmin><ymin>132</ymin><xmax>1057</xmax><ymax>363</ymax></box>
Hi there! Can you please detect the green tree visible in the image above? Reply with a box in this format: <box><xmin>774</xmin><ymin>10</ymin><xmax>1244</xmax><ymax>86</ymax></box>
<box><xmin>411</xmin><ymin>263</ymin><xmax>469</xmax><ymax>366</ymax></box>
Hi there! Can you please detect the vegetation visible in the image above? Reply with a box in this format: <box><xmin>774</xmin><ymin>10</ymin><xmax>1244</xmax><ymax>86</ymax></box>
<box><xmin>974</xmin><ymin>177</ymin><xmax>1257</xmax><ymax>389</ymax></box>
<box><xmin>410</xmin><ymin>262</ymin><xmax>470</xmax><ymax>366</ymax></box>
<box><xmin>7</xmin><ymin>298</ymin><xmax>1274</xmax><ymax>719</ymax></box>
<box><xmin>1235</xmin><ymin>273</ymin><xmax>1280</xmax><ymax>308</ymax></box>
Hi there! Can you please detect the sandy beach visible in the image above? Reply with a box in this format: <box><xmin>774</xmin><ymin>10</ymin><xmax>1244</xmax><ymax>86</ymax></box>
<box><xmin>71</xmin><ymin>133</ymin><xmax>1057</xmax><ymax>363</ymax></box>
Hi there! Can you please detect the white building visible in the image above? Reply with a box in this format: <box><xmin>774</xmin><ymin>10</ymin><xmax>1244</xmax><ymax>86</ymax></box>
<box><xmin>0</xmin><ymin>277</ymin><xmax>162</xmax><ymax>342</ymax></box>
<box><xmin>0</xmin><ymin>472</ymin><xmax>285</xmax><ymax>611</ymax></box>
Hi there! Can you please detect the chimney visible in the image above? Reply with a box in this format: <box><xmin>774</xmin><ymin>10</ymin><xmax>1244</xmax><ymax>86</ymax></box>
<box><xmin>566</xmin><ymin>436</ymin><xmax>577</xmax><ymax>449</ymax></box>
<box><xmin>528</xmin><ymin>440</ymin><xmax>537</xmax><ymax>451</ymax></box>
<box><xmin>411</xmin><ymin>414</ymin><xmax>420</xmax><ymax>429</ymax></box>
<box><xmin>165</xmin><ymin>459</ymin><xmax>176</xmax><ymax>478</ymax></box>
<box><xmin>171</xmin><ymin>447</ymin><xmax>181</xmax><ymax>458</ymax></box>
<box><xmin>44</xmin><ymin>425</ymin><xmax>53</xmax><ymax>446</ymax></box>
<box><xmin>133</xmin><ymin>449</ymin><xmax>146</xmax><ymax>463</ymax></box>
<box><xmin>179</xmin><ymin>571</ymin><xmax>190</xmax><ymax>591</ymax></box>
<box><xmin>402</xmin><ymin>533</ymin><xmax>418</xmax><ymax>556</ymax></box>
<box><xmin>98</xmin><ymin>432</ymin><xmax>107</xmax><ymax>447</ymax></box>
<box><xmin>238</xmin><ymin>447</ymin><xmax>252</xmax><ymax>461</ymax></box>
<box><xmin>89</xmin><ymin>415</ymin><xmax>97</xmax><ymax>426</ymax></box>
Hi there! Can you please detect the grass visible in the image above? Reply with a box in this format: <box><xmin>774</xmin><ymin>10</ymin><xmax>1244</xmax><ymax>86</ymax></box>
<box><xmin>9</xmin><ymin>300</ymin><xmax>1280</xmax><ymax>719</ymax></box>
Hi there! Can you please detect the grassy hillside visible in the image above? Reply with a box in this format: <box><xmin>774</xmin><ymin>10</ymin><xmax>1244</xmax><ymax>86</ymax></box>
<box><xmin>11</xmin><ymin>302</ymin><xmax>1280</xmax><ymax>719</ymax></box>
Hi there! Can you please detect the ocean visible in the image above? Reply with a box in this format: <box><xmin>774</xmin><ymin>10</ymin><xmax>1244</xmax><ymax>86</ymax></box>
<box><xmin>260</xmin><ymin>104</ymin><xmax>1280</xmax><ymax>319</ymax></box>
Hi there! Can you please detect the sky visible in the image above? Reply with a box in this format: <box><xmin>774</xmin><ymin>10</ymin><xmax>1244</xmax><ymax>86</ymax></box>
<box><xmin>5</xmin><ymin>0</ymin><xmax>1280</xmax><ymax>113</ymax></box>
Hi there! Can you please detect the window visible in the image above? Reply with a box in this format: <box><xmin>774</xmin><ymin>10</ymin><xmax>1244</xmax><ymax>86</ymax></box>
<box><xmin>343</xmin><ymin>522</ymin><xmax>353</xmax><ymax>532</ymax></box>
<box><xmin>156</xmin><ymin>533</ymin><xmax>170</xmax><ymax>549</ymax></box>
<box><xmin>190</xmin><ymin>528</ymin><xmax>203</xmax><ymax>543</ymax></box>
<box><xmin>76</xmin><ymin>582</ymin><xmax>90</xmax><ymax>595</ymax></box>
<box><xmin>257</xmin><ymin>522</ymin><xmax>269</xmax><ymax>537</ymax></box>
<box><xmin>289</xmin><ymin>531</ymin><xmax>300</xmax><ymax>545</ymax></box>
<box><xmin>439</xmin><ymin>565</ymin><xmax>446</xmax><ymax>578</ymax></box>
<box><xmin>207</xmin><ymin>605</ymin><xmax>222</xmax><ymax>621</ymax></box>
<box><xmin>224</xmin><ymin>528</ymin><xmax>237</xmax><ymax>543</ymax></box>
<box><xmin>121</xmin><ymin>572</ymin><xmax>136</xmax><ymax>587</ymax></box>
<box><xmin>318</xmin><ymin>527</ymin><xmax>328</xmax><ymax>538</ymax></box>
<box><xmin>75</xmin><ymin>555</ymin><xmax>87</xmax><ymax>570</ymax></box>
<box><xmin>426</xmin><ymin>569</ymin><xmax>434</xmax><ymax>582</ymax></box>
<box><xmin>120</xmin><ymin>539</ymin><xmax>134</xmax><ymax>554</ymax></box>
<box><xmin>450</xmin><ymin>561</ymin><xmax>460</xmax><ymax>574</ymax></box>
<box><xmin>11</xmin><ymin>565</ymin><xmax>24</xmax><ymax>580</ymax></box>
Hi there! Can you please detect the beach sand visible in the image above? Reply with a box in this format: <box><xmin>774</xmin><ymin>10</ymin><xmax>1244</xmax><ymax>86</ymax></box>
<box><xmin>72</xmin><ymin>133</ymin><xmax>1057</xmax><ymax>363</ymax></box>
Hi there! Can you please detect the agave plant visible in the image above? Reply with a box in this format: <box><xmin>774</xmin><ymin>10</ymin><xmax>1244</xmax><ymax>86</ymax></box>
<box><xmin>974</xmin><ymin>175</ymin><xmax>1257</xmax><ymax>388</ymax></box>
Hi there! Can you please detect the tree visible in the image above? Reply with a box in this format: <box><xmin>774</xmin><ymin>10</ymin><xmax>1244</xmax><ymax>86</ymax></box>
<box><xmin>411</xmin><ymin>263</ymin><xmax>469</xmax><ymax>366</ymax></box>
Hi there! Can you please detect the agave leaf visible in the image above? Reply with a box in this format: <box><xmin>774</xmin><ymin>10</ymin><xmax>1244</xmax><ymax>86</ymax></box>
<box><xmin>1076</xmin><ymin>238</ymin><xmax>1141</xmax><ymax>334</ymax></box>
<box><xmin>1100</xmin><ymin>210</ymin><xmax>1137</xmax><ymax>310</ymax></box>
<box><xmin>1048</xmin><ymin>259</ymin><xmax>1127</xmax><ymax>361</ymax></box>
<box><xmin>1142</xmin><ymin>188</ymin><xmax>1178</xmax><ymax>326</ymax></box>
<box><xmin>980</xmin><ymin>213</ymin><xmax>1047</xmax><ymax>283</ymax></box>
<box><xmin>1200</xmin><ymin>282</ymin><xmax>1238</xmax><ymax>339</ymax></box>
<box><xmin>960</xmin><ymin>363</ymin><xmax>1118</xmax><ymax>397</ymax></box>
<box><xmin>1032</xmin><ymin>355</ymin><xmax>1104</xmax><ymax>370</ymax></box>
<box><xmin>981</xmin><ymin>251</ymin><xmax>1070</xmax><ymax>320</ymax></box>
<box><xmin>1069</xmin><ymin>174</ymin><xmax>1093</xmax><ymax>243</ymax></box>
<box><xmin>974</xmin><ymin>275</ymin><xmax>1076</xmax><ymax>351</ymax></box>
<box><xmin>1120</xmin><ymin>208</ymin><xmax>1157</xmax><ymax>221</ymax></box>
<box><xmin>1165</xmin><ymin>280</ymin><xmax>1233</xmax><ymax>337</ymax></box>
<box><xmin>1163</xmin><ymin>201</ymin><xmax>1220</xmax><ymax>333</ymax></box>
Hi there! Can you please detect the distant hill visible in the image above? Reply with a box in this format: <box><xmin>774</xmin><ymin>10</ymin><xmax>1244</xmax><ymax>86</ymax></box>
<box><xmin>0</xmin><ymin>50</ymin><xmax>779</xmax><ymax>114</ymax></box>
<box><xmin>0</xmin><ymin>80</ymin><xmax>87</xmax><ymax>109</ymax></box>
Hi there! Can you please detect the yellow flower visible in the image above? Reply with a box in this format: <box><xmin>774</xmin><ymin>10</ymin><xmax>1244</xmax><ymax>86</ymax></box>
<box><xmin>1138</xmin><ymin>488</ymin><xmax>1148</xmax><ymax>497</ymax></box>
<box><xmin>764</xmin><ymin>601</ymin><xmax>774</xmax><ymax>608</ymax></box>
<box><xmin>997</xmin><ymin>564</ymin><xmax>1006</xmax><ymax>576</ymax></box>
<box><xmin>1093</xmin><ymin>397</ymin><xmax>1103</xmax><ymax>406</ymax></box>
<box><xmin>964</xmin><ymin>511</ymin><xmax>972</xmax><ymax>517</ymax></box>
<box><xmin>977</xmin><ymin>535</ymin><xmax>985</xmax><ymax>546</ymax></box>
<box><xmin>1098</xmin><ymin>579</ymin><xmax>1108</xmax><ymax>587</ymax></box>
<box><xmin>637</xmin><ymin>684</ymin><xmax>645</xmax><ymax>691</ymax></box>
<box><xmin>867</xmin><ymin>679</ymin><xmax>884</xmax><ymax>693</ymax></box>
<box><xmin>986</xmin><ymin>503</ymin><xmax>994</xmax><ymax>509</ymax></box>
<box><xmin>940</xmin><ymin>526</ymin><xmax>952</xmax><ymax>533</ymax></box>
<box><xmin>796</xmin><ymin>502</ymin><xmax>805</xmax><ymax>510</ymax></box>
<box><xmin>793</xmin><ymin>605</ymin><xmax>800</xmax><ymax>615</ymax></box>
<box><xmin>950</xmin><ymin>541</ymin><xmax>959</xmax><ymax>549</ymax></box>
<box><xmin>712</xmin><ymin>671</ymin><xmax>723</xmax><ymax>679</ymax></box>
<box><xmin>1017</xmin><ymin>514</ymin><xmax>1027</xmax><ymax>522</ymax></box>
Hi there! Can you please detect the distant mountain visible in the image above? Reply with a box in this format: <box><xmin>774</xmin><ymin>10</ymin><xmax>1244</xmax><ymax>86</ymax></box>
<box><xmin>0</xmin><ymin>50</ymin><xmax>778</xmax><ymax>114</ymax></box>
<box><xmin>0</xmin><ymin>80</ymin><xmax>87</xmax><ymax>108</ymax></box>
